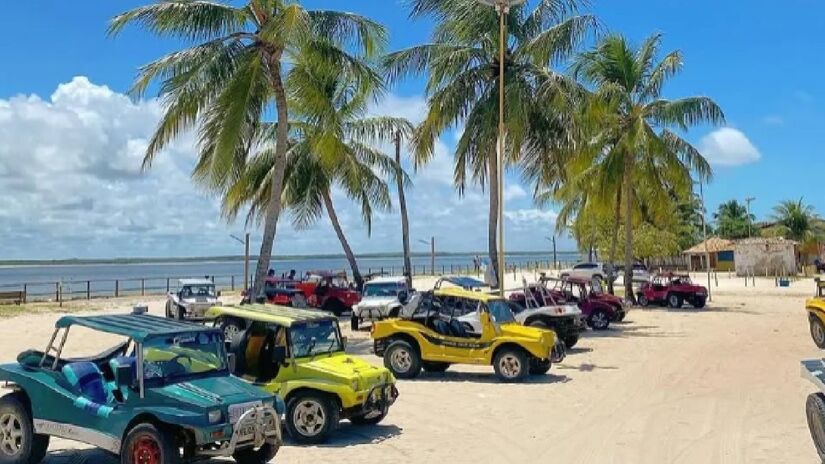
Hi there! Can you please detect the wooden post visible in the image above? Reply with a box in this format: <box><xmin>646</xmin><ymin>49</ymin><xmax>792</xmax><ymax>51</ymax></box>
<box><xmin>22</xmin><ymin>284</ymin><xmax>26</xmax><ymax>304</ymax></box>
<box><xmin>115</xmin><ymin>280</ymin><xmax>119</xmax><ymax>298</ymax></box>
<box><xmin>166</xmin><ymin>278</ymin><xmax>170</xmax><ymax>293</ymax></box>
<box><xmin>231</xmin><ymin>276</ymin><xmax>235</xmax><ymax>291</ymax></box>
<box><xmin>55</xmin><ymin>282</ymin><xmax>59</xmax><ymax>301</ymax></box>
<box><xmin>87</xmin><ymin>281</ymin><xmax>91</xmax><ymax>300</ymax></box>
<box><xmin>243</xmin><ymin>232</ymin><xmax>250</xmax><ymax>293</ymax></box>
<box><xmin>141</xmin><ymin>279</ymin><xmax>145</xmax><ymax>296</ymax></box>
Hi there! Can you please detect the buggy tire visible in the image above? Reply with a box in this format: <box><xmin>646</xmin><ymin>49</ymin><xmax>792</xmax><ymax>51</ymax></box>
<box><xmin>807</xmin><ymin>392</ymin><xmax>825</xmax><ymax>462</ymax></box>
<box><xmin>323</xmin><ymin>299</ymin><xmax>346</xmax><ymax>317</ymax></box>
<box><xmin>384</xmin><ymin>340</ymin><xmax>421</xmax><ymax>379</ymax></box>
<box><xmin>164</xmin><ymin>301</ymin><xmax>173</xmax><ymax>318</ymax></box>
<box><xmin>422</xmin><ymin>361</ymin><xmax>450</xmax><ymax>373</ymax></box>
<box><xmin>529</xmin><ymin>358</ymin><xmax>552</xmax><ymax>376</ymax></box>
<box><xmin>0</xmin><ymin>392</ymin><xmax>49</xmax><ymax>464</ymax></box>
<box><xmin>388</xmin><ymin>306</ymin><xmax>401</xmax><ymax>318</ymax></box>
<box><xmin>219</xmin><ymin>318</ymin><xmax>245</xmax><ymax>344</ymax></box>
<box><xmin>120</xmin><ymin>422</ymin><xmax>179</xmax><ymax>464</ymax></box>
<box><xmin>562</xmin><ymin>335</ymin><xmax>579</xmax><ymax>349</ymax></box>
<box><xmin>692</xmin><ymin>296</ymin><xmax>707</xmax><ymax>309</ymax></box>
<box><xmin>350</xmin><ymin>315</ymin><xmax>359</xmax><ymax>331</ymax></box>
<box><xmin>493</xmin><ymin>347</ymin><xmax>529</xmax><ymax>382</ymax></box>
<box><xmin>588</xmin><ymin>309</ymin><xmax>610</xmax><ymax>331</ymax></box>
<box><xmin>284</xmin><ymin>393</ymin><xmax>338</xmax><ymax>445</ymax></box>
<box><xmin>811</xmin><ymin>316</ymin><xmax>825</xmax><ymax>349</ymax></box>
<box><xmin>637</xmin><ymin>294</ymin><xmax>649</xmax><ymax>307</ymax></box>
<box><xmin>667</xmin><ymin>293</ymin><xmax>683</xmax><ymax>309</ymax></box>
<box><xmin>232</xmin><ymin>442</ymin><xmax>279</xmax><ymax>464</ymax></box>
<box><xmin>175</xmin><ymin>304</ymin><xmax>185</xmax><ymax>320</ymax></box>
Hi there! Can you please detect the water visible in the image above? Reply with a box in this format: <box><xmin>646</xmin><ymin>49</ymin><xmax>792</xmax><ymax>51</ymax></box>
<box><xmin>0</xmin><ymin>252</ymin><xmax>582</xmax><ymax>301</ymax></box>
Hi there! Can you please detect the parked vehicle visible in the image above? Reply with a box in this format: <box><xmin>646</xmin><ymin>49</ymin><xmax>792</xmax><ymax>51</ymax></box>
<box><xmin>206</xmin><ymin>304</ymin><xmax>398</xmax><ymax>444</ymax></box>
<box><xmin>616</xmin><ymin>263</ymin><xmax>652</xmax><ymax>285</ymax></box>
<box><xmin>636</xmin><ymin>273</ymin><xmax>708</xmax><ymax>309</ymax></box>
<box><xmin>371</xmin><ymin>287</ymin><xmax>565</xmax><ymax>382</ymax></box>
<box><xmin>242</xmin><ymin>277</ymin><xmax>308</xmax><ymax>308</ymax></box>
<box><xmin>296</xmin><ymin>271</ymin><xmax>361</xmax><ymax>316</ymax></box>
<box><xmin>0</xmin><ymin>309</ymin><xmax>283</xmax><ymax>464</ymax></box>
<box><xmin>806</xmin><ymin>279</ymin><xmax>825</xmax><ymax>348</ymax></box>
<box><xmin>351</xmin><ymin>276</ymin><xmax>412</xmax><ymax>331</ymax></box>
<box><xmin>559</xmin><ymin>262</ymin><xmax>616</xmax><ymax>285</ymax></box>
<box><xmin>545</xmin><ymin>277</ymin><xmax>622</xmax><ymax>330</ymax></box>
<box><xmin>165</xmin><ymin>278</ymin><xmax>221</xmax><ymax>320</ymax></box>
<box><xmin>506</xmin><ymin>279</ymin><xmax>586</xmax><ymax>348</ymax></box>
<box><xmin>801</xmin><ymin>358</ymin><xmax>825</xmax><ymax>461</ymax></box>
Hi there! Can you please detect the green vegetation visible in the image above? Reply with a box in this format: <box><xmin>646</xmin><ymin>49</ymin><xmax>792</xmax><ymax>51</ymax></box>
<box><xmin>714</xmin><ymin>200</ymin><xmax>753</xmax><ymax>239</ymax></box>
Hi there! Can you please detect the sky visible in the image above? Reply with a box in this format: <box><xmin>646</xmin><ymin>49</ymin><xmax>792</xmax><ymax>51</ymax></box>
<box><xmin>0</xmin><ymin>0</ymin><xmax>823</xmax><ymax>260</ymax></box>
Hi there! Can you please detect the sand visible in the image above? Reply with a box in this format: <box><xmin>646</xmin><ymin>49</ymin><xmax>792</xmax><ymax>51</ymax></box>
<box><xmin>0</xmin><ymin>271</ymin><xmax>819</xmax><ymax>463</ymax></box>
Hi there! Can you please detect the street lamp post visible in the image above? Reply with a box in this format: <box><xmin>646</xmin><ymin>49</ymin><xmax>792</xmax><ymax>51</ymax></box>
<box><xmin>418</xmin><ymin>238</ymin><xmax>435</xmax><ymax>275</ymax></box>
<box><xmin>476</xmin><ymin>0</ymin><xmax>525</xmax><ymax>295</ymax></box>
<box><xmin>745</xmin><ymin>196</ymin><xmax>756</xmax><ymax>237</ymax></box>
<box><xmin>230</xmin><ymin>233</ymin><xmax>250</xmax><ymax>292</ymax></box>
<box><xmin>696</xmin><ymin>181</ymin><xmax>712</xmax><ymax>302</ymax></box>
<box><xmin>545</xmin><ymin>236</ymin><xmax>557</xmax><ymax>269</ymax></box>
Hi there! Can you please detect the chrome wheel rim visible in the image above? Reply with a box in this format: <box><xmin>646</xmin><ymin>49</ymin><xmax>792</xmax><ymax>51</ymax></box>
<box><xmin>592</xmin><ymin>312</ymin><xmax>607</xmax><ymax>328</ymax></box>
<box><xmin>498</xmin><ymin>354</ymin><xmax>522</xmax><ymax>379</ymax></box>
<box><xmin>0</xmin><ymin>413</ymin><xmax>23</xmax><ymax>457</ymax></box>
<box><xmin>669</xmin><ymin>295</ymin><xmax>679</xmax><ymax>307</ymax></box>
<box><xmin>223</xmin><ymin>324</ymin><xmax>240</xmax><ymax>342</ymax></box>
<box><xmin>293</xmin><ymin>400</ymin><xmax>326</xmax><ymax>437</ymax></box>
<box><xmin>390</xmin><ymin>348</ymin><xmax>412</xmax><ymax>373</ymax></box>
<box><xmin>814</xmin><ymin>322</ymin><xmax>825</xmax><ymax>345</ymax></box>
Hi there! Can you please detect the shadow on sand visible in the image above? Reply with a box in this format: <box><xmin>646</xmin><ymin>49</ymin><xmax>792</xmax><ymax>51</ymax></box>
<box><xmin>582</xmin><ymin>324</ymin><xmax>685</xmax><ymax>339</ymax></box>
<box><xmin>404</xmin><ymin>370</ymin><xmax>571</xmax><ymax>385</ymax></box>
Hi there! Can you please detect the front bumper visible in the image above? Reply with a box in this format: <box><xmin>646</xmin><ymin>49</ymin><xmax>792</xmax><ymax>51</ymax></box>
<box><xmin>197</xmin><ymin>405</ymin><xmax>281</xmax><ymax>458</ymax></box>
<box><xmin>343</xmin><ymin>383</ymin><xmax>399</xmax><ymax>419</ymax></box>
<box><xmin>373</xmin><ymin>338</ymin><xmax>388</xmax><ymax>357</ymax></box>
<box><xmin>354</xmin><ymin>305</ymin><xmax>389</xmax><ymax>321</ymax></box>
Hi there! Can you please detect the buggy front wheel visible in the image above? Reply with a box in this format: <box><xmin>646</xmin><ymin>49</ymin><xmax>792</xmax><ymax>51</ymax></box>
<box><xmin>0</xmin><ymin>392</ymin><xmax>50</xmax><ymax>464</ymax></box>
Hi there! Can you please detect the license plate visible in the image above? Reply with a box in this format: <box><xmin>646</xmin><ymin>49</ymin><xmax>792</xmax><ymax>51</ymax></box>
<box><xmin>237</xmin><ymin>424</ymin><xmax>256</xmax><ymax>439</ymax></box>
<box><xmin>228</xmin><ymin>401</ymin><xmax>262</xmax><ymax>424</ymax></box>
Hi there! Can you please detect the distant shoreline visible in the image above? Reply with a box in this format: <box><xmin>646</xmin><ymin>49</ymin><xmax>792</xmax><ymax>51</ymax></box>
<box><xmin>0</xmin><ymin>250</ymin><xmax>578</xmax><ymax>267</ymax></box>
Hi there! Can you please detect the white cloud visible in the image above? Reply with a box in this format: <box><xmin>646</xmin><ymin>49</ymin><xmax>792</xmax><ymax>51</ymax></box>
<box><xmin>698</xmin><ymin>127</ymin><xmax>761</xmax><ymax>167</ymax></box>
<box><xmin>762</xmin><ymin>115</ymin><xmax>784</xmax><ymax>126</ymax></box>
<box><xmin>0</xmin><ymin>78</ymin><xmax>568</xmax><ymax>259</ymax></box>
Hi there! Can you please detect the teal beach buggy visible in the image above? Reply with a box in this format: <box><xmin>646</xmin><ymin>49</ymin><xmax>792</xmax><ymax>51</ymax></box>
<box><xmin>0</xmin><ymin>310</ymin><xmax>283</xmax><ymax>464</ymax></box>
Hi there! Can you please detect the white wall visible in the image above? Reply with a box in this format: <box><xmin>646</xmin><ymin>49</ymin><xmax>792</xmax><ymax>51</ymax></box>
<box><xmin>734</xmin><ymin>241</ymin><xmax>796</xmax><ymax>276</ymax></box>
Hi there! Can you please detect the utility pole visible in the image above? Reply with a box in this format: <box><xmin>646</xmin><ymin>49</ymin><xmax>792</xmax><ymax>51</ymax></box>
<box><xmin>745</xmin><ymin>196</ymin><xmax>756</xmax><ymax>237</ymax></box>
<box><xmin>545</xmin><ymin>236</ymin><xmax>557</xmax><ymax>269</ymax></box>
<box><xmin>698</xmin><ymin>181</ymin><xmax>712</xmax><ymax>302</ymax></box>
<box><xmin>418</xmin><ymin>237</ymin><xmax>436</xmax><ymax>276</ymax></box>
<box><xmin>231</xmin><ymin>233</ymin><xmax>251</xmax><ymax>292</ymax></box>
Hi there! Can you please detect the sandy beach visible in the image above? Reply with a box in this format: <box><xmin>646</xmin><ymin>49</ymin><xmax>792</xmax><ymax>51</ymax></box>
<box><xmin>0</xmin><ymin>272</ymin><xmax>819</xmax><ymax>463</ymax></box>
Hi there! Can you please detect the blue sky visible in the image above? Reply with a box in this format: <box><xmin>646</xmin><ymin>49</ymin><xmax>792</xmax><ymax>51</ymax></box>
<box><xmin>0</xmin><ymin>1</ymin><xmax>822</xmax><ymax>259</ymax></box>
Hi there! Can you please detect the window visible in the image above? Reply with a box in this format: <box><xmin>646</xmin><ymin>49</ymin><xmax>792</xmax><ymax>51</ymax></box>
<box><xmin>143</xmin><ymin>332</ymin><xmax>227</xmax><ymax>380</ymax></box>
<box><xmin>290</xmin><ymin>320</ymin><xmax>342</xmax><ymax>358</ymax></box>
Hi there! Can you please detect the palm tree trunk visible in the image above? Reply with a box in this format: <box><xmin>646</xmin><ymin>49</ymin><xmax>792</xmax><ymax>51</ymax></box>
<box><xmin>488</xmin><ymin>155</ymin><xmax>500</xmax><ymax>288</ymax></box>
<box><xmin>623</xmin><ymin>168</ymin><xmax>635</xmax><ymax>304</ymax></box>
<box><xmin>395</xmin><ymin>132</ymin><xmax>413</xmax><ymax>287</ymax></box>
<box><xmin>252</xmin><ymin>55</ymin><xmax>289</xmax><ymax>295</ymax></box>
<box><xmin>607</xmin><ymin>190</ymin><xmax>622</xmax><ymax>295</ymax></box>
<box><xmin>322</xmin><ymin>190</ymin><xmax>364</xmax><ymax>290</ymax></box>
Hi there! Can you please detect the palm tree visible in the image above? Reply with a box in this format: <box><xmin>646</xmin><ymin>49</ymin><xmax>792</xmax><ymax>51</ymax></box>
<box><xmin>714</xmin><ymin>200</ymin><xmax>752</xmax><ymax>239</ymax></box>
<box><xmin>384</xmin><ymin>0</ymin><xmax>595</xmax><ymax>287</ymax></box>
<box><xmin>109</xmin><ymin>0</ymin><xmax>386</xmax><ymax>294</ymax></box>
<box><xmin>222</xmin><ymin>47</ymin><xmax>411</xmax><ymax>291</ymax></box>
<box><xmin>393</xmin><ymin>130</ymin><xmax>416</xmax><ymax>287</ymax></box>
<box><xmin>569</xmin><ymin>33</ymin><xmax>725</xmax><ymax>301</ymax></box>
<box><xmin>770</xmin><ymin>198</ymin><xmax>822</xmax><ymax>243</ymax></box>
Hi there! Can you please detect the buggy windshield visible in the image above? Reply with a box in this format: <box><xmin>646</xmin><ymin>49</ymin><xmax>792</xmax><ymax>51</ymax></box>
<box><xmin>291</xmin><ymin>320</ymin><xmax>343</xmax><ymax>358</ymax></box>
<box><xmin>363</xmin><ymin>282</ymin><xmax>404</xmax><ymax>297</ymax></box>
<box><xmin>181</xmin><ymin>285</ymin><xmax>216</xmax><ymax>298</ymax></box>
<box><xmin>486</xmin><ymin>300</ymin><xmax>516</xmax><ymax>324</ymax></box>
<box><xmin>143</xmin><ymin>332</ymin><xmax>227</xmax><ymax>381</ymax></box>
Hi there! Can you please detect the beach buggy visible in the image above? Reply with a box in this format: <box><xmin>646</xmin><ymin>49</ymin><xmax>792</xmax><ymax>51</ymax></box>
<box><xmin>0</xmin><ymin>309</ymin><xmax>282</xmax><ymax>464</ymax></box>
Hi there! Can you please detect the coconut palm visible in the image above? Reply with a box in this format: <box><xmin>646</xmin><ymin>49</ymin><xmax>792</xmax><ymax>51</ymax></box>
<box><xmin>109</xmin><ymin>0</ymin><xmax>386</xmax><ymax>294</ymax></box>
<box><xmin>221</xmin><ymin>48</ymin><xmax>411</xmax><ymax>291</ymax></box>
<box><xmin>569</xmin><ymin>33</ymin><xmax>725</xmax><ymax>301</ymax></box>
<box><xmin>714</xmin><ymin>200</ymin><xmax>752</xmax><ymax>239</ymax></box>
<box><xmin>770</xmin><ymin>198</ymin><xmax>822</xmax><ymax>243</ymax></box>
<box><xmin>384</xmin><ymin>0</ymin><xmax>596</xmax><ymax>286</ymax></box>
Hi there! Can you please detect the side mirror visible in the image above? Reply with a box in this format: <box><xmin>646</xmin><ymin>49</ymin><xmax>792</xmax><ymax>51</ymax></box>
<box><xmin>272</xmin><ymin>346</ymin><xmax>287</xmax><ymax>364</ymax></box>
<box><xmin>397</xmin><ymin>291</ymin><xmax>409</xmax><ymax>304</ymax></box>
<box><xmin>115</xmin><ymin>364</ymin><xmax>135</xmax><ymax>389</ymax></box>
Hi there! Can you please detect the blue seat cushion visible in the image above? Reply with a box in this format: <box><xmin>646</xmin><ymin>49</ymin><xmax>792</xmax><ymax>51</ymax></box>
<box><xmin>432</xmin><ymin>319</ymin><xmax>450</xmax><ymax>336</ymax></box>
<box><xmin>62</xmin><ymin>362</ymin><xmax>110</xmax><ymax>404</ymax></box>
<box><xmin>449</xmin><ymin>319</ymin><xmax>467</xmax><ymax>338</ymax></box>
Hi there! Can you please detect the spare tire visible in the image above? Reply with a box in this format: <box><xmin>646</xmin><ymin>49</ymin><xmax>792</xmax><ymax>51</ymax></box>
<box><xmin>807</xmin><ymin>392</ymin><xmax>825</xmax><ymax>461</ymax></box>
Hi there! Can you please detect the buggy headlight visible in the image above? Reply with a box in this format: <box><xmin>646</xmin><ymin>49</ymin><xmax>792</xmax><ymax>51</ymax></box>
<box><xmin>208</xmin><ymin>410</ymin><xmax>223</xmax><ymax>424</ymax></box>
<box><xmin>351</xmin><ymin>379</ymin><xmax>360</xmax><ymax>391</ymax></box>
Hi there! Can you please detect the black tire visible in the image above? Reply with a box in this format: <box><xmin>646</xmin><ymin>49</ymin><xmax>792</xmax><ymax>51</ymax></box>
<box><xmin>615</xmin><ymin>310</ymin><xmax>626</xmax><ymax>322</ymax></box>
<box><xmin>422</xmin><ymin>361</ymin><xmax>450</xmax><ymax>373</ymax></box>
<box><xmin>219</xmin><ymin>318</ymin><xmax>245</xmax><ymax>344</ymax></box>
<box><xmin>350</xmin><ymin>315</ymin><xmax>359</xmax><ymax>331</ymax></box>
<box><xmin>529</xmin><ymin>358</ymin><xmax>552</xmax><ymax>375</ymax></box>
<box><xmin>811</xmin><ymin>317</ymin><xmax>825</xmax><ymax>349</ymax></box>
<box><xmin>349</xmin><ymin>408</ymin><xmax>388</xmax><ymax>426</ymax></box>
<box><xmin>667</xmin><ymin>293</ymin><xmax>683</xmax><ymax>309</ymax></box>
<box><xmin>0</xmin><ymin>392</ymin><xmax>49</xmax><ymax>464</ymax></box>
<box><xmin>284</xmin><ymin>393</ymin><xmax>338</xmax><ymax>444</ymax></box>
<box><xmin>323</xmin><ymin>299</ymin><xmax>346</xmax><ymax>317</ymax></box>
<box><xmin>388</xmin><ymin>306</ymin><xmax>401</xmax><ymax>318</ymax></box>
<box><xmin>176</xmin><ymin>304</ymin><xmax>185</xmax><ymax>320</ymax></box>
<box><xmin>492</xmin><ymin>347</ymin><xmax>529</xmax><ymax>382</ymax></box>
<box><xmin>120</xmin><ymin>423</ymin><xmax>179</xmax><ymax>464</ymax></box>
<box><xmin>562</xmin><ymin>335</ymin><xmax>579</xmax><ymax>349</ymax></box>
<box><xmin>383</xmin><ymin>340</ymin><xmax>421</xmax><ymax>379</ymax></box>
<box><xmin>232</xmin><ymin>442</ymin><xmax>279</xmax><ymax>464</ymax></box>
<box><xmin>164</xmin><ymin>301</ymin><xmax>173</xmax><ymax>318</ymax></box>
<box><xmin>637</xmin><ymin>294</ymin><xmax>649</xmax><ymax>307</ymax></box>
<box><xmin>807</xmin><ymin>392</ymin><xmax>825</xmax><ymax>462</ymax></box>
<box><xmin>692</xmin><ymin>296</ymin><xmax>707</xmax><ymax>309</ymax></box>
<box><xmin>527</xmin><ymin>320</ymin><xmax>549</xmax><ymax>329</ymax></box>
<box><xmin>588</xmin><ymin>309</ymin><xmax>610</xmax><ymax>331</ymax></box>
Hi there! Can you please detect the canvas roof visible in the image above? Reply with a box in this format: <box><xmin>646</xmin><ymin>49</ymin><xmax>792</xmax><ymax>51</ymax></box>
<box><xmin>55</xmin><ymin>314</ymin><xmax>219</xmax><ymax>342</ymax></box>
<box><xmin>205</xmin><ymin>304</ymin><xmax>336</xmax><ymax>327</ymax></box>
<box><xmin>683</xmin><ymin>237</ymin><xmax>735</xmax><ymax>255</ymax></box>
